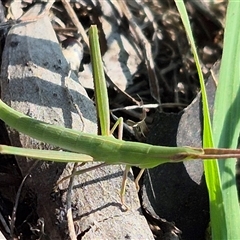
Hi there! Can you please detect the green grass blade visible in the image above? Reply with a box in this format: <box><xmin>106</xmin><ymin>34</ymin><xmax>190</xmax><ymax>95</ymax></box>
<box><xmin>212</xmin><ymin>1</ymin><xmax>240</xmax><ymax>238</ymax></box>
<box><xmin>174</xmin><ymin>1</ymin><xmax>212</xmax><ymax>139</ymax></box>
<box><xmin>175</xmin><ymin>1</ymin><xmax>226</xmax><ymax>239</ymax></box>
<box><xmin>89</xmin><ymin>25</ymin><xmax>110</xmax><ymax>136</ymax></box>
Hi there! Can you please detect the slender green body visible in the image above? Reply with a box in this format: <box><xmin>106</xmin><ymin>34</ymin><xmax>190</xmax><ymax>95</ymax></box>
<box><xmin>0</xmin><ymin>99</ymin><xmax>203</xmax><ymax>168</ymax></box>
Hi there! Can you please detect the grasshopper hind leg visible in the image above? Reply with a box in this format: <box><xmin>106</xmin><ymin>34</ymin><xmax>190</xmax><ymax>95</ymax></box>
<box><xmin>120</xmin><ymin>165</ymin><xmax>131</xmax><ymax>210</ymax></box>
<box><xmin>120</xmin><ymin>166</ymin><xmax>146</xmax><ymax>210</ymax></box>
<box><xmin>134</xmin><ymin>168</ymin><xmax>145</xmax><ymax>191</ymax></box>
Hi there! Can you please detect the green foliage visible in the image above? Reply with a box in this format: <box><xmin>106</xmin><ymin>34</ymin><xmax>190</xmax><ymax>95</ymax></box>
<box><xmin>213</xmin><ymin>1</ymin><xmax>240</xmax><ymax>238</ymax></box>
<box><xmin>175</xmin><ymin>1</ymin><xmax>240</xmax><ymax>239</ymax></box>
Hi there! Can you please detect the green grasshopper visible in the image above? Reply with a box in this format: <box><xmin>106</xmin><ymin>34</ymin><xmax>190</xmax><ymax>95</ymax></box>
<box><xmin>1</xmin><ymin>25</ymin><xmax>240</xmax><ymax>206</ymax></box>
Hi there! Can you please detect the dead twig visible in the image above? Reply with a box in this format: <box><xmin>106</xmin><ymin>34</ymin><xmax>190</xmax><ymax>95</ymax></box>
<box><xmin>61</xmin><ymin>0</ymin><xmax>89</xmax><ymax>47</ymax></box>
